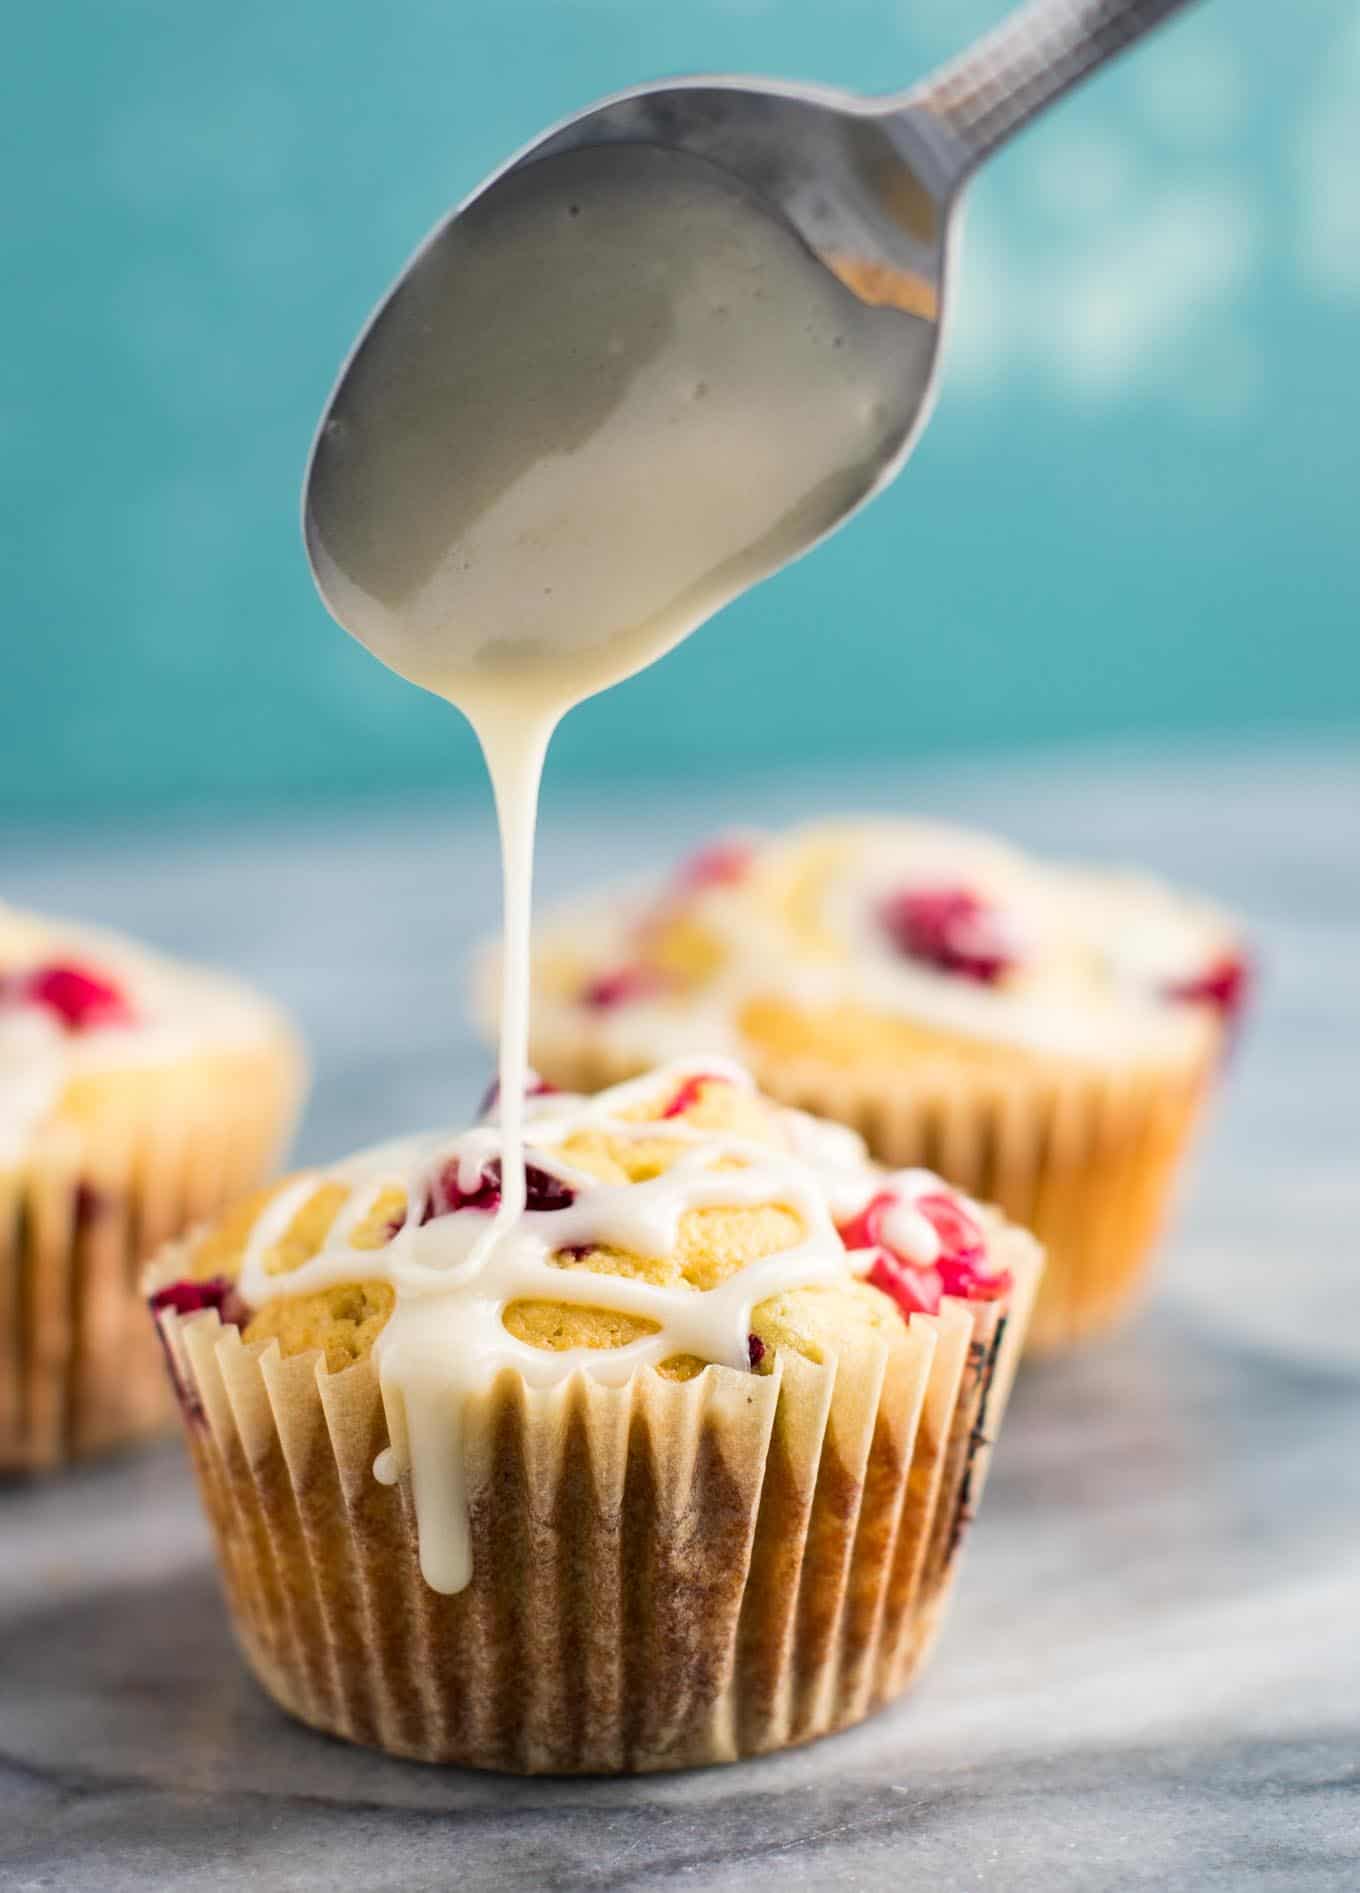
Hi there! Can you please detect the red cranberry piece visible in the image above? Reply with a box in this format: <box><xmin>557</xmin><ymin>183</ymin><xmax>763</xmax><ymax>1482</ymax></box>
<box><xmin>148</xmin><ymin>1275</ymin><xmax>248</xmax><ymax>1326</ymax></box>
<box><xmin>937</xmin><ymin>1255</ymin><xmax>1012</xmax><ymax>1304</ymax></box>
<box><xmin>930</xmin><ymin>1197</ymin><xmax>1009</xmax><ymax>1302</ymax></box>
<box><xmin>840</xmin><ymin>1188</ymin><xmax>987</xmax><ymax>1270</ymax></box>
<box><xmin>579</xmin><ymin>965</ymin><xmax>670</xmax><ymax>1011</ymax></box>
<box><xmin>478</xmin><ymin>1071</ymin><xmax>558</xmax><ymax>1118</ymax></box>
<box><xmin>837</xmin><ymin>1190</ymin><xmax>895</xmax><ymax>1254</ymax></box>
<box><xmin>846</xmin><ymin>1187</ymin><xmax>1006</xmax><ymax>1317</ymax></box>
<box><xmin>675</xmin><ymin>838</ymin><xmax>754</xmax><ymax>893</ymax></box>
<box><xmin>6</xmin><ymin>962</ymin><xmax>135</xmax><ymax>1032</ymax></box>
<box><xmin>660</xmin><ymin>1072</ymin><xmax>728</xmax><ymax>1119</ymax></box>
<box><xmin>867</xmin><ymin>1250</ymin><xmax>942</xmax><ymax>1319</ymax></box>
<box><xmin>878</xmin><ymin>887</ymin><xmax>1015</xmax><ymax>985</ymax></box>
<box><xmin>516</xmin><ymin>1163</ymin><xmax>576</xmax><ymax>1214</ymax></box>
<box><xmin>1166</xmin><ymin>952</ymin><xmax>1250</xmax><ymax>1022</ymax></box>
<box><xmin>424</xmin><ymin>1160</ymin><xmax>501</xmax><ymax>1219</ymax></box>
<box><xmin>747</xmin><ymin>1332</ymin><xmax>766</xmax><ymax>1370</ymax></box>
<box><xmin>422</xmin><ymin>1158</ymin><xmax>575</xmax><ymax>1221</ymax></box>
<box><xmin>914</xmin><ymin>1192</ymin><xmax>986</xmax><ymax>1266</ymax></box>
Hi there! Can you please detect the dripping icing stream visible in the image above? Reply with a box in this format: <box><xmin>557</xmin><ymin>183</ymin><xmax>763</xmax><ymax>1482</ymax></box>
<box><xmin>303</xmin><ymin>139</ymin><xmax>918</xmax><ymax>1249</ymax></box>
<box><xmin>299</xmin><ymin>141</ymin><xmax>924</xmax><ymax>1587</ymax></box>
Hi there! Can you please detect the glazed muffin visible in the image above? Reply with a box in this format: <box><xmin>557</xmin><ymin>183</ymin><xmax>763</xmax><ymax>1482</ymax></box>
<box><xmin>1</xmin><ymin>902</ymin><xmax>306</xmax><ymax>1470</ymax></box>
<box><xmin>145</xmin><ymin>1060</ymin><xmax>1041</xmax><ymax>1773</ymax></box>
<box><xmin>499</xmin><ymin>821</ymin><xmax>1247</xmax><ymax>1353</ymax></box>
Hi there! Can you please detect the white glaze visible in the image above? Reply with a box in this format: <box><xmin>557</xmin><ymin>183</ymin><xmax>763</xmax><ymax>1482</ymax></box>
<box><xmin>516</xmin><ymin>820</ymin><xmax>1241</xmax><ymax>1067</ymax></box>
<box><xmin>0</xmin><ymin>901</ymin><xmax>293</xmax><ymax>1166</ymax></box>
<box><xmin>233</xmin><ymin>1060</ymin><xmax>978</xmax><ymax>1594</ymax></box>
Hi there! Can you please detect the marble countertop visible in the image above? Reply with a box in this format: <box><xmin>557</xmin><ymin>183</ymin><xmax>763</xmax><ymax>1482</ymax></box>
<box><xmin>3</xmin><ymin>742</ymin><xmax>1358</xmax><ymax>1891</ymax></box>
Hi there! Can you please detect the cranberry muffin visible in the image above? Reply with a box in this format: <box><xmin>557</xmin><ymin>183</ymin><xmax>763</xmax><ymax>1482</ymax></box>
<box><xmin>498</xmin><ymin>821</ymin><xmax>1247</xmax><ymax>1352</ymax></box>
<box><xmin>146</xmin><ymin>1061</ymin><xmax>1040</xmax><ymax>1772</ymax></box>
<box><xmin>1</xmin><ymin>902</ymin><xmax>306</xmax><ymax>1469</ymax></box>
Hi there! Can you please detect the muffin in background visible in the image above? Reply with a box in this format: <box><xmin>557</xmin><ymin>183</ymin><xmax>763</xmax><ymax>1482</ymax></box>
<box><xmin>492</xmin><ymin>821</ymin><xmax>1248</xmax><ymax>1353</ymax></box>
<box><xmin>1</xmin><ymin>902</ymin><xmax>306</xmax><ymax>1470</ymax></box>
<box><xmin>145</xmin><ymin>1061</ymin><xmax>1041</xmax><ymax>1773</ymax></box>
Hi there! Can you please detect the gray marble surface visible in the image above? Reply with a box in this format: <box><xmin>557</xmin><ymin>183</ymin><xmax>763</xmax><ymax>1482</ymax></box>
<box><xmin>2</xmin><ymin>741</ymin><xmax>1358</xmax><ymax>1891</ymax></box>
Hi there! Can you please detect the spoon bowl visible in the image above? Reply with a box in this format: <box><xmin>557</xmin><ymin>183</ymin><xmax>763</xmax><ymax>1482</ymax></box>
<box><xmin>303</xmin><ymin>0</ymin><xmax>1197</xmax><ymax>674</ymax></box>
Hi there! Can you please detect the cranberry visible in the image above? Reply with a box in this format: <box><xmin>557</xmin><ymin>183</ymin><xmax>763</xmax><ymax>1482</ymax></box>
<box><xmin>867</xmin><ymin>1250</ymin><xmax>943</xmax><ymax>1319</ymax></box>
<box><xmin>660</xmin><ymin>1072</ymin><xmax>727</xmax><ymax>1119</ymax></box>
<box><xmin>914</xmin><ymin>1192</ymin><xmax>987</xmax><ymax>1266</ymax></box>
<box><xmin>3</xmin><ymin>962</ymin><xmax>135</xmax><ymax>1032</ymax></box>
<box><xmin>836</xmin><ymin>1189</ymin><xmax>896</xmax><ymax>1256</ymax></box>
<box><xmin>425</xmin><ymin>1162</ymin><xmax>501</xmax><ymax>1217</ymax></box>
<box><xmin>148</xmin><ymin>1275</ymin><xmax>247</xmax><ymax>1325</ymax></box>
<box><xmin>422</xmin><ymin>1157</ymin><xmax>575</xmax><ymax>1221</ymax></box>
<box><xmin>937</xmin><ymin>1255</ymin><xmax>1012</xmax><ymax>1304</ymax></box>
<box><xmin>1166</xmin><ymin>951</ymin><xmax>1250</xmax><ymax>1023</ymax></box>
<box><xmin>842</xmin><ymin>1186</ymin><xmax>1007</xmax><ymax>1319</ymax></box>
<box><xmin>515</xmin><ymin>1164</ymin><xmax>576</xmax><ymax>1213</ymax></box>
<box><xmin>747</xmin><ymin>1332</ymin><xmax>766</xmax><ymax>1370</ymax></box>
<box><xmin>674</xmin><ymin>838</ymin><xmax>754</xmax><ymax>893</ymax></box>
<box><xmin>478</xmin><ymin>1071</ymin><xmax>558</xmax><ymax>1118</ymax></box>
<box><xmin>579</xmin><ymin>965</ymin><xmax>670</xmax><ymax>1010</ymax></box>
<box><xmin>878</xmin><ymin>887</ymin><xmax>1015</xmax><ymax>985</ymax></box>
<box><xmin>840</xmin><ymin>1187</ymin><xmax>986</xmax><ymax>1270</ymax></box>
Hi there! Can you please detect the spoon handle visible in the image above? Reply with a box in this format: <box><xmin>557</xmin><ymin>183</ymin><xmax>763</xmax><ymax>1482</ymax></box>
<box><xmin>902</xmin><ymin>0</ymin><xmax>1199</xmax><ymax>183</ymax></box>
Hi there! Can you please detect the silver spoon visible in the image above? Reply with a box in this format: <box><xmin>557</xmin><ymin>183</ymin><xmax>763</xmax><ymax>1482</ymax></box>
<box><xmin>304</xmin><ymin>0</ymin><xmax>1199</xmax><ymax>648</ymax></box>
<box><xmin>498</xmin><ymin>0</ymin><xmax>1202</xmax><ymax>447</ymax></box>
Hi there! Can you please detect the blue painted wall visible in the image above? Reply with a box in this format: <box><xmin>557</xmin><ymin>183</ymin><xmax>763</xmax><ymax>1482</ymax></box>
<box><xmin>4</xmin><ymin>0</ymin><xmax>1357</xmax><ymax>819</ymax></box>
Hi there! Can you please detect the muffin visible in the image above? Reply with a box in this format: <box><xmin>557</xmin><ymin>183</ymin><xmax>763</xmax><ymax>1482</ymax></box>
<box><xmin>1</xmin><ymin>901</ymin><xmax>307</xmax><ymax>1470</ymax></box>
<box><xmin>500</xmin><ymin>821</ymin><xmax>1247</xmax><ymax>1353</ymax></box>
<box><xmin>145</xmin><ymin>1060</ymin><xmax>1041</xmax><ymax>1773</ymax></box>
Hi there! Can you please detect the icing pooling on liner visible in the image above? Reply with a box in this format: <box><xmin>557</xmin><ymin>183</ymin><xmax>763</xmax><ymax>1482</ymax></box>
<box><xmin>232</xmin><ymin>1060</ymin><xmax>976</xmax><ymax>1595</ymax></box>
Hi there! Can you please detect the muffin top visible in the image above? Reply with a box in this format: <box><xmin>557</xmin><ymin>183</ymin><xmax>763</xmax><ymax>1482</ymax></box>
<box><xmin>150</xmin><ymin>1058</ymin><xmax>1030</xmax><ymax>1593</ymax></box>
<box><xmin>0</xmin><ymin>900</ymin><xmax>295</xmax><ymax>1164</ymax></box>
<box><xmin>515</xmin><ymin>820</ymin><xmax>1248</xmax><ymax>1070</ymax></box>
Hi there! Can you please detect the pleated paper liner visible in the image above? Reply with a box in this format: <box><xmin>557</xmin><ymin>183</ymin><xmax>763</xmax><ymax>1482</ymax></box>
<box><xmin>146</xmin><ymin>1229</ymin><xmax>1041</xmax><ymax>1774</ymax></box>
<box><xmin>0</xmin><ymin>1041</ymin><xmax>305</xmax><ymax>1473</ymax></box>
<box><xmin>523</xmin><ymin>1021</ymin><xmax>1213</xmax><ymax>1356</ymax></box>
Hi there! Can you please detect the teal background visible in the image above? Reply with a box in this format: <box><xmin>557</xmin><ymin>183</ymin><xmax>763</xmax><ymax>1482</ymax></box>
<box><xmin>3</xmin><ymin>0</ymin><xmax>1357</xmax><ymax>822</ymax></box>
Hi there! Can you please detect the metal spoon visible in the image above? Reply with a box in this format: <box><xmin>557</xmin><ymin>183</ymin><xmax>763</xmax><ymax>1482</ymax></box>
<box><xmin>499</xmin><ymin>0</ymin><xmax>1202</xmax><ymax>446</ymax></box>
<box><xmin>304</xmin><ymin>0</ymin><xmax>1198</xmax><ymax>640</ymax></box>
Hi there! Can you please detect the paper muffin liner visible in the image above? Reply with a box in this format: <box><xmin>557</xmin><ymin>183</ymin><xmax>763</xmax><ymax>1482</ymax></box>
<box><xmin>0</xmin><ymin>1040</ymin><xmax>305</xmax><ymax>1473</ymax></box>
<box><xmin>524</xmin><ymin>1024</ymin><xmax>1212</xmax><ymax>1356</ymax></box>
<box><xmin>147</xmin><ymin>1234</ymin><xmax>1040</xmax><ymax>1773</ymax></box>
